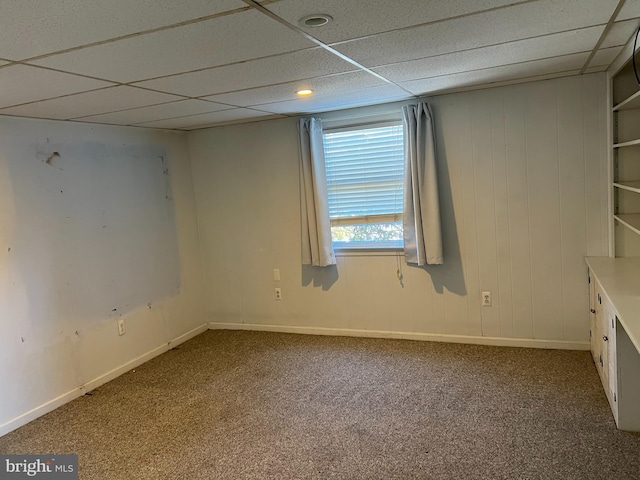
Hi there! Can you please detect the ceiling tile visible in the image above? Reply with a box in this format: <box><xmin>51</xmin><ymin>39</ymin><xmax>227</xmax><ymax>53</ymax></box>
<box><xmin>136</xmin><ymin>108</ymin><xmax>278</xmax><ymax>129</ymax></box>
<box><xmin>333</xmin><ymin>0</ymin><xmax>619</xmax><ymax>67</ymax></box>
<box><xmin>372</xmin><ymin>26</ymin><xmax>603</xmax><ymax>83</ymax></box>
<box><xmin>400</xmin><ymin>52</ymin><xmax>590</xmax><ymax>95</ymax></box>
<box><xmin>600</xmin><ymin>19</ymin><xmax>640</xmax><ymax>49</ymax></box>
<box><xmin>31</xmin><ymin>10</ymin><xmax>315</xmax><ymax>83</ymax></box>
<box><xmin>201</xmin><ymin>71</ymin><xmax>388</xmax><ymax>107</ymax></box>
<box><xmin>616</xmin><ymin>0</ymin><xmax>640</xmax><ymax>21</ymax></box>
<box><xmin>0</xmin><ymin>86</ymin><xmax>182</xmax><ymax>120</ymax></box>
<box><xmin>73</xmin><ymin>99</ymin><xmax>232</xmax><ymax>125</ymax></box>
<box><xmin>134</xmin><ymin>47</ymin><xmax>356</xmax><ymax>98</ymax></box>
<box><xmin>266</xmin><ymin>0</ymin><xmax>527</xmax><ymax>44</ymax></box>
<box><xmin>181</xmin><ymin>116</ymin><xmax>287</xmax><ymax>131</ymax></box>
<box><xmin>254</xmin><ymin>84</ymin><xmax>412</xmax><ymax>115</ymax></box>
<box><xmin>589</xmin><ymin>46</ymin><xmax>624</xmax><ymax>68</ymax></box>
<box><xmin>0</xmin><ymin>0</ymin><xmax>245</xmax><ymax>60</ymax></box>
<box><xmin>0</xmin><ymin>65</ymin><xmax>113</xmax><ymax>108</ymax></box>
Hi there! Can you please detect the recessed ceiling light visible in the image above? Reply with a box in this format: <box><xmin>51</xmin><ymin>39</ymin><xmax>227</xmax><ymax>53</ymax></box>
<box><xmin>299</xmin><ymin>14</ymin><xmax>332</xmax><ymax>28</ymax></box>
<box><xmin>296</xmin><ymin>89</ymin><xmax>313</xmax><ymax>97</ymax></box>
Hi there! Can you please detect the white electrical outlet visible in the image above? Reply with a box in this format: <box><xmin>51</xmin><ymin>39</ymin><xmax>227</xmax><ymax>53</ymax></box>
<box><xmin>275</xmin><ymin>287</ymin><xmax>282</xmax><ymax>301</ymax></box>
<box><xmin>273</xmin><ymin>268</ymin><xmax>281</xmax><ymax>281</ymax></box>
<box><xmin>482</xmin><ymin>291</ymin><xmax>492</xmax><ymax>307</ymax></box>
<box><xmin>117</xmin><ymin>319</ymin><xmax>126</xmax><ymax>336</ymax></box>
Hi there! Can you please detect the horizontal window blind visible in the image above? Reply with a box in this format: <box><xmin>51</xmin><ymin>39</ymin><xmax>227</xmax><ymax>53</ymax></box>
<box><xmin>323</xmin><ymin>123</ymin><xmax>404</xmax><ymax>220</ymax></box>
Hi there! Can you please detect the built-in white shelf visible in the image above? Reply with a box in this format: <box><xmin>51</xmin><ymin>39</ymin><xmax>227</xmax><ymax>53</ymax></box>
<box><xmin>613</xmin><ymin>181</ymin><xmax>640</xmax><ymax>194</ymax></box>
<box><xmin>614</xmin><ymin>213</ymin><xmax>640</xmax><ymax>236</ymax></box>
<box><xmin>613</xmin><ymin>138</ymin><xmax>640</xmax><ymax>148</ymax></box>
<box><xmin>598</xmin><ymin>38</ymin><xmax>640</xmax><ymax>433</ymax></box>
<box><xmin>613</xmin><ymin>71</ymin><xmax>640</xmax><ymax>244</ymax></box>
<box><xmin>614</xmin><ymin>89</ymin><xmax>640</xmax><ymax>111</ymax></box>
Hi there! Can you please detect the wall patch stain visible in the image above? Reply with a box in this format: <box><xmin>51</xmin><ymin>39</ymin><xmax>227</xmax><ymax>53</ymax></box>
<box><xmin>45</xmin><ymin>151</ymin><xmax>60</xmax><ymax>165</ymax></box>
<box><xmin>23</xmin><ymin>143</ymin><xmax>179</xmax><ymax>329</ymax></box>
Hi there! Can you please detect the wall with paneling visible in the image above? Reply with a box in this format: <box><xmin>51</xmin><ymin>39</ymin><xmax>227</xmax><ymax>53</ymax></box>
<box><xmin>189</xmin><ymin>73</ymin><xmax>608</xmax><ymax>346</ymax></box>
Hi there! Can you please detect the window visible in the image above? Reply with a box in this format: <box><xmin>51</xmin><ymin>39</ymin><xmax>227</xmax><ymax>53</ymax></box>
<box><xmin>323</xmin><ymin>121</ymin><xmax>404</xmax><ymax>249</ymax></box>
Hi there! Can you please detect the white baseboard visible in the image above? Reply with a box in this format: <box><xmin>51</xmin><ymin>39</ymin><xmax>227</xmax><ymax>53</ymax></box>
<box><xmin>0</xmin><ymin>323</ymin><xmax>209</xmax><ymax>438</ymax></box>
<box><xmin>0</xmin><ymin>389</ymin><xmax>82</xmax><ymax>440</ymax></box>
<box><xmin>208</xmin><ymin>322</ymin><xmax>591</xmax><ymax>351</ymax></box>
<box><xmin>81</xmin><ymin>323</ymin><xmax>209</xmax><ymax>393</ymax></box>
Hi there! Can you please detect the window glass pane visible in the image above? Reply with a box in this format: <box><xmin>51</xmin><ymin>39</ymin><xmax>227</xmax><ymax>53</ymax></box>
<box><xmin>331</xmin><ymin>222</ymin><xmax>403</xmax><ymax>246</ymax></box>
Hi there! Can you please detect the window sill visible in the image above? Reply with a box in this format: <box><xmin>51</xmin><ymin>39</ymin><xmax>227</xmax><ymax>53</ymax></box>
<box><xmin>334</xmin><ymin>247</ymin><xmax>404</xmax><ymax>257</ymax></box>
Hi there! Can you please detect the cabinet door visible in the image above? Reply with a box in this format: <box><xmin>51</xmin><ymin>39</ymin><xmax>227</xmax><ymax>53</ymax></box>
<box><xmin>604</xmin><ymin>303</ymin><xmax>618</xmax><ymax>421</ymax></box>
<box><xmin>593</xmin><ymin>281</ymin><xmax>608</xmax><ymax>388</ymax></box>
<box><xmin>589</xmin><ymin>272</ymin><xmax>597</xmax><ymax>364</ymax></box>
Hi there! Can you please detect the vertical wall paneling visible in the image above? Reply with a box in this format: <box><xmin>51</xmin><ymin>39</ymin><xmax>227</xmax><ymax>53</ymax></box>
<box><xmin>388</xmin><ymin>256</ymin><xmax>417</xmax><ymax>333</ymax></box>
<box><xmin>426</xmin><ymin>261</ymin><xmax>448</xmax><ymax>334</ymax></box>
<box><xmin>584</xmin><ymin>74</ymin><xmax>608</xmax><ymax>257</ymax></box>
<box><xmin>401</xmin><ymin>256</ymin><xmax>437</xmax><ymax>333</ymax></box>
<box><xmin>601</xmin><ymin>74</ymin><xmax>612</xmax><ymax>257</ymax></box>
<box><xmin>435</xmin><ymin>99</ymin><xmax>469</xmax><ymax>335</ymax></box>
<box><xmin>490</xmin><ymin>88</ymin><xmax>515</xmax><ymax>339</ymax></box>
<box><xmin>190</xmin><ymin>74</ymin><xmax>608</xmax><ymax>345</ymax></box>
<box><xmin>471</xmin><ymin>93</ymin><xmax>501</xmax><ymax>337</ymax></box>
<box><xmin>503</xmin><ymin>85</ymin><xmax>535</xmax><ymax>339</ymax></box>
<box><xmin>346</xmin><ymin>256</ymin><xmax>392</xmax><ymax>332</ymax></box>
<box><xmin>525</xmin><ymin>81</ymin><xmax>565</xmax><ymax>340</ymax></box>
<box><xmin>557</xmin><ymin>77</ymin><xmax>589</xmax><ymax>341</ymax></box>
<box><xmin>457</xmin><ymin>95</ymin><xmax>483</xmax><ymax>336</ymax></box>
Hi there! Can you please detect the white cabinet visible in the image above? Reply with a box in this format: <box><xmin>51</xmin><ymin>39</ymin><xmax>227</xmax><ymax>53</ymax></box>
<box><xmin>586</xmin><ymin>257</ymin><xmax>640</xmax><ymax>432</ymax></box>
<box><xmin>590</xmin><ymin>276</ymin><xmax>618</xmax><ymax>422</ymax></box>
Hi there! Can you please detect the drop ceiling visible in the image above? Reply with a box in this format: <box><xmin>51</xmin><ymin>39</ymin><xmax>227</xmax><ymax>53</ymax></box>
<box><xmin>0</xmin><ymin>0</ymin><xmax>638</xmax><ymax>131</ymax></box>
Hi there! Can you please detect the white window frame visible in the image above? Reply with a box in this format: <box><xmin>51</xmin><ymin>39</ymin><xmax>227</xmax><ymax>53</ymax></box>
<box><xmin>322</xmin><ymin>115</ymin><xmax>405</xmax><ymax>251</ymax></box>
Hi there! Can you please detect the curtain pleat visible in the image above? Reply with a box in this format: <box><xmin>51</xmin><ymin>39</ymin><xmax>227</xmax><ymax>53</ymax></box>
<box><xmin>299</xmin><ymin>118</ymin><xmax>336</xmax><ymax>267</ymax></box>
<box><xmin>402</xmin><ymin>103</ymin><xmax>443</xmax><ymax>265</ymax></box>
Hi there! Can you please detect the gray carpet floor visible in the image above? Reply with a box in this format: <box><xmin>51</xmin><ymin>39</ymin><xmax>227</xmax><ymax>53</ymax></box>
<box><xmin>1</xmin><ymin>330</ymin><xmax>639</xmax><ymax>479</ymax></box>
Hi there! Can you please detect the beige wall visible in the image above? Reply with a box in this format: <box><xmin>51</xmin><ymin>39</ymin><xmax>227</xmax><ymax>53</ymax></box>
<box><xmin>0</xmin><ymin>117</ymin><xmax>206</xmax><ymax>435</ymax></box>
<box><xmin>189</xmin><ymin>73</ymin><xmax>608</xmax><ymax>346</ymax></box>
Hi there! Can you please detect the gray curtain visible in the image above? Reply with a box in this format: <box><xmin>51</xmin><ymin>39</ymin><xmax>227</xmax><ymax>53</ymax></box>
<box><xmin>298</xmin><ymin>118</ymin><xmax>336</xmax><ymax>266</ymax></box>
<box><xmin>402</xmin><ymin>103</ymin><xmax>443</xmax><ymax>265</ymax></box>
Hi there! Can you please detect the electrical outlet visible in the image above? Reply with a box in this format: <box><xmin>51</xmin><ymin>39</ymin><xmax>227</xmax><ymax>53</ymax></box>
<box><xmin>275</xmin><ymin>287</ymin><xmax>282</xmax><ymax>301</ymax></box>
<box><xmin>482</xmin><ymin>291</ymin><xmax>492</xmax><ymax>307</ymax></box>
<box><xmin>117</xmin><ymin>319</ymin><xmax>126</xmax><ymax>336</ymax></box>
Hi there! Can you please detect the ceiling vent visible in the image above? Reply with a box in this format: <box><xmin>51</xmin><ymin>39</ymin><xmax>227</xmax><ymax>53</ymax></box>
<box><xmin>299</xmin><ymin>14</ymin><xmax>332</xmax><ymax>28</ymax></box>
